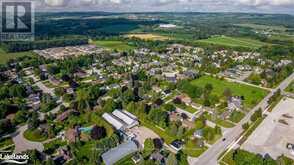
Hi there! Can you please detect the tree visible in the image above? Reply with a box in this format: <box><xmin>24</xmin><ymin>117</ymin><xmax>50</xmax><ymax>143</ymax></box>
<box><xmin>167</xmin><ymin>153</ymin><xmax>178</xmax><ymax>165</ymax></box>
<box><xmin>223</xmin><ymin>88</ymin><xmax>232</xmax><ymax>99</ymax></box>
<box><xmin>143</xmin><ymin>138</ymin><xmax>154</xmax><ymax>158</ymax></box>
<box><xmin>153</xmin><ymin>138</ymin><xmax>163</xmax><ymax>150</ymax></box>
<box><xmin>242</xmin><ymin>123</ymin><xmax>249</xmax><ymax>130</ymax></box>
<box><xmin>76</xmin><ymin>89</ymin><xmax>90</xmax><ymax>111</ymax></box>
<box><xmin>177</xmin><ymin>126</ymin><xmax>185</xmax><ymax>138</ymax></box>
<box><xmin>90</xmin><ymin>125</ymin><xmax>106</xmax><ymax>140</ymax></box>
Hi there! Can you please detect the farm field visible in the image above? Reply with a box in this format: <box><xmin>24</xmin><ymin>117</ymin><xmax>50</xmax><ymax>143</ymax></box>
<box><xmin>126</xmin><ymin>33</ymin><xmax>170</xmax><ymax>41</ymax></box>
<box><xmin>0</xmin><ymin>49</ymin><xmax>36</xmax><ymax>64</ymax></box>
<box><xmin>196</xmin><ymin>36</ymin><xmax>267</xmax><ymax>49</ymax></box>
<box><xmin>91</xmin><ymin>40</ymin><xmax>135</xmax><ymax>52</ymax></box>
<box><xmin>234</xmin><ymin>23</ymin><xmax>288</xmax><ymax>31</ymax></box>
<box><xmin>190</xmin><ymin>76</ymin><xmax>268</xmax><ymax>109</ymax></box>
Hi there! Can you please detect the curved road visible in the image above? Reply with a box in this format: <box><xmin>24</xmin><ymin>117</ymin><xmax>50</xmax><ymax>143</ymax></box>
<box><xmin>192</xmin><ymin>72</ymin><xmax>294</xmax><ymax>165</ymax></box>
<box><xmin>12</xmin><ymin>125</ymin><xmax>44</xmax><ymax>153</ymax></box>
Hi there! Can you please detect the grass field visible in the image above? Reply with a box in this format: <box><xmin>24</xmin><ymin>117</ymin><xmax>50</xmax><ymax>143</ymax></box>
<box><xmin>91</xmin><ymin>40</ymin><xmax>135</xmax><ymax>52</ymax></box>
<box><xmin>0</xmin><ymin>49</ymin><xmax>36</xmax><ymax>64</ymax></box>
<box><xmin>23</xmin><ymin>129</ymin><xmax>48</xmax><ymax>142</ymax></box>
<box><xmin>196</xmin><ymin>36</ymin><xmax>267</xmax><ymax>49</ymax></box>
<box><xmin>126</xmin><ymin>33</ymin><xmax>170</xmax><ymax>41</ymax></box>
<box><xmin>234</xmin><ymin>23</ymin><xmax>287</xmax><ymax>31</ymax></box>
<box><xmin>190</xmin><ymin>76</ymin><xmax>268</xmax><ymax>109</ymax></box>
<box><xmin>285</xmin><ymin>81</ymin><xmax>294</xmax><ymax>93</ymax></box>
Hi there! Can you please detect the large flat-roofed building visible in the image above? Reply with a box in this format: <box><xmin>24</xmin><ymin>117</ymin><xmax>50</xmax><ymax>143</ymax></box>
<box><xmin>102</xmin><ymin>110</ymin><xmax>139</xmax><ymax>131</ymax></box>
<box><xmin>101</xmin><ymin>140</ymin><xmax>138</xmax><ymax>165</ymax></box>
<box><xmin>112</xmin><ymin>110</ymin><xmax>139</xmax><ymax>129</ymax></box>
<box><xmin>102</xmin><ymin>113</ymin><xmax>124</xmax><ymax>130</ymax></box>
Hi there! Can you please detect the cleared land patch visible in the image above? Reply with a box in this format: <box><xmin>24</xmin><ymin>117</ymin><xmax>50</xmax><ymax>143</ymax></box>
<box><xmin>92</xmin><ymin>40</ymin><xmax>134</xmax><ymax>52</ymax></box>
<box><xmin>126</xmin><ymin>33</ymin><xmax>170</xmax><ymax>41</ymax></box>
<box><xmin>190</xmin><ymin>76</ymin><xmax>268</xmax><ymax>109</ymax></box>
<box><xmin>0</xmin><ymin>49</ymin><xmax>36</xmax><ymax>64</ymax></box>
<box><xmin>196</xmin><ymin>36</ymin><xmax>267</xmax><ymax>49</ymax></box>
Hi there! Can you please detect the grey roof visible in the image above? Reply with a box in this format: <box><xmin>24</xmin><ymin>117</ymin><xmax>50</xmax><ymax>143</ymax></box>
<box><xmin>102</xmin><ymin>140</ymin><xmax>138</xmax><ymax>165</ymax></box>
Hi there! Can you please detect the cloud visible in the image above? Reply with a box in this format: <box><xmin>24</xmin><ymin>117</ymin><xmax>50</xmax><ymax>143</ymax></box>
<box><xmin>38</xmin><ymin>0</ymin><xmax>294</xmax><ymax>14</ymax></box>
<box><xmin>237</xmin><ymin>0</ymin><xmax>294</xmax><ymax>6</ymax></box>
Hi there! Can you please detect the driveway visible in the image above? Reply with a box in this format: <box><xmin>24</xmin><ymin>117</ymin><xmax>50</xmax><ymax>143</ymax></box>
<box><xmin>12</xmin><ymin>125</ymin><xmax>44</xmax><ymax>153</ymax></box>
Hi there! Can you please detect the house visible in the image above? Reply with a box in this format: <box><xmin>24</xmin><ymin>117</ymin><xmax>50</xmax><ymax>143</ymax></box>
<box><xmin>49</xmin><ymin>76</ymin><xmax>61</xmax><ymax>86</ymax></box>
<box><xmin>193</xmin><ymin>129</ymin><xmax>203</xmax><ymax>138</ymax></box>
<box><xmin>163</xmin><ymin>72</ymin><xmax>177</xmax><ymax>83</ymax></box>
<box><xmin>65</xmin><ymin>127</ymin><xmax>80</xmax><ymax>143</ymax></box>
<box><xmin>228</xmin><ymin>96</ymin><xmax>242</xmax><ymax>111</ymax></box>
<box><xmin>150</xmin><ymin>152</ymin><xmax>165</xmax><ymax>164</ymax></box>
<box><xmin>56</xmin><ymin>110</ymin><xmax>79</xmax><ymax>122</ymax></box>
<box><xmin>74</xmin><ymin>69</ymin><xmax>87</xmax><ymax>78</ymax></box>
<box><xmin>176</xmin><ymin>95</ymin><xmax>192</xmax><ymax>105</ymax></box>
<box><xmin>131</xmin><ymin>153</ymin><xmax>142</xmax><ymax>164</ymax></box>
<box><xmin>170</xmin><ymin>140</ymin><xmax>183</xmax><ymax>152</ymax></box>
<box><xmin>53</xmin><ymin>146</ymin><xmax>72</xmax><ymax>165</ymax></box>
<box><xmin>101</xmin><ymin>140</ymin><xmax>138</xmax><ymax>165</ymax></box>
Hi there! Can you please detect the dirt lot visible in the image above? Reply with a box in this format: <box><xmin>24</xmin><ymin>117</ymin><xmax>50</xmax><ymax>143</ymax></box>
<box><xmin>127</xmin><ymin>126</ymin><xmax>160</xmax><ymax>147</ymax></box>
<box><xmin>241</xmin><ymin>97</ymin><xmax>294</xmax><ymax>159</ymax></box>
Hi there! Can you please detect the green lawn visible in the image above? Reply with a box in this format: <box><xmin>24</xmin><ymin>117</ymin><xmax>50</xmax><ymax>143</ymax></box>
<box><xmin>114</xmin><ymin>153</ymin><xmax>136</xmax><ymax>165</ymax></box>
<box><xmin>196</xmin><ymin>36</ymin><xmax>267</xmax><ymax>49</ymax></box>
<box><xmin>0</xmin><ymin>137</ymin><xmax>13</xmax><ymax>148</ymax></box>
<box><xmin>190</xmin><ymin>76</ymin><xmax>268</xmax><ymax>109</ymax></box>
<box><xmin>23</xmin><ymin>129</ymin><xmax>48</xmax><ymax>142</ymax></box>
<box><xmin>183</xmin><ymin>139</ymin><xmax>208</xmax><ymax>157</ymax></box>
<box><xmin>92</xmin><ymin>40</ymin><xmax>134</xmax><ymax>52</ymax></box>
<box><xmin>285</xmin><ymin>81</ymin><xmax>294</xmax><ymax>93</ymax></box>
<box><xmin>204</xmin><ymin>113</ymin><xmax>235</xmax><ymax>128</ymax></box>
<box><xmin>141</xmin><ymin>121</ymin><xmax>176</xmax><ymax>144</ymax></box>
<box><xmin>229</xmin><ymin>111</ymin><xmax>245</xmax><ymax>123</ymax></box>
<box><xmin>0</xmin><ymin>49</ymin><xmax>36</xmax><ymax>64</ymax></box>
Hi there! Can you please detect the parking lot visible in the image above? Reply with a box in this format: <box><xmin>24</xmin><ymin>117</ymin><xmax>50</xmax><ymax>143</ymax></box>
<box><xmin>242</xmin><ymin>97</ymin><xmax>294</xmax><ymax>159</ymax></box>
<box><xmin>127</xmin><ymin>126</ymin><xmax>160</xmax><ymax>148</ymax></box>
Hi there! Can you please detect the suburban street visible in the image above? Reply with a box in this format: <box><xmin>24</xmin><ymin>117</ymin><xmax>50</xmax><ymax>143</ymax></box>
<box><xmin>192</xmin><ymin>72</ymin><xmax>294</xmax><ymax>165</ymax></box>
<box><xmin>12</xmin><ymin>125</ymin><xmax>44</xmax><ymax>153</ymax></box>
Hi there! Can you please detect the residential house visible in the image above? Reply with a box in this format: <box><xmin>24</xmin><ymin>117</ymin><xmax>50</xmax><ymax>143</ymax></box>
<box><xmin>227</xmin><ymin>96</ymin><xmax>242</xmax><ymax>111</ymax></box>
<box><xmin>65</xmin><ymin>127</ymin><xmax>80</xmax><ymax>143</ymax></box>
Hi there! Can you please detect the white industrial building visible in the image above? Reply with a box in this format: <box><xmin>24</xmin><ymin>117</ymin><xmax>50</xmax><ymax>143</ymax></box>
<box><xmin>102</xmin><ymin>110</ymin><xmax>139</xmax><ymax>131</ymax></box>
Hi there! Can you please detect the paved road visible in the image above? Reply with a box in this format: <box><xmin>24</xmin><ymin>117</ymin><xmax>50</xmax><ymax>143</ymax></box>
<box><xmin>12</xmin><ymin>125</ymin><xmax>44</xmax><ymax>153</ymax></box>
<box><xmin>192</xmin><ymin>72</ymin><xmax>294</xmax><ymax>165</ymax></box>
<box><xmin>35</xmin><ymin>81</ymin><xmax>55</xmax><ymax>96</ymax></box>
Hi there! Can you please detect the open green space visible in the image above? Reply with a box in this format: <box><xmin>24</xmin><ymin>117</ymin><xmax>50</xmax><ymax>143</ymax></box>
<box><xmin>0</xmin><ymin>137</ymin><xmax>13</xmax><ymax>148</ymax></box>
<box><xmin>234</xmin><ymin>23</ymin><xmax>287</xmax><ymax>31</ymax></box>
<box><xmin>229</xmin><ymin>111</ymin><xmax>245</xmax><ymax>123</ymax></box>
<box><xmin>183</xmin><ymin>139</ymin><xmax>208</xmax><ymax>157</ymax></box>
<box><xmin>0</xmin><ymin>49</ymin><xmax>36</xmax><ymax>64</ymax></box>
<box><xmin>285</xmin><ymin>81</ymin><xmax>294</xmax><ymax>93</ymax></box>
<box><xmin>141</xmin><ymin>121</ymin><xmax>176</xmax><ymax>144</ymax></box>
<box><xmin>91</xmin><ymin>40</ymin><xmax>135</xmax><ymax>52</ymax></box>
<box><xmin>23</xmin><ymin>129</ymin><xmax>48</xmax><ymax>142</ymax></box>
<box><xmin>196</xmin><ymin>36</ymin><xmax>267</xmax><ymax>49</ymax></box>
<box><xmin>204</xmin><ymin>113</ymin><xmax>235</xmax><ymax>128</ymax></box>
<box><xmin>114</xmin><ymin>153</ymin><xmax>136</xmax><ymax>165</ymax></box>
<box><xmin>190</xmin><ymin>76</ymin><xmax>268</xmax><ymax>109</ymax></box>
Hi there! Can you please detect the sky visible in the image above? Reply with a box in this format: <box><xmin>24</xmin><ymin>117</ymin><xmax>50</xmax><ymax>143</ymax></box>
<box><xmin>36</xmin><ymin>0</ymin><xmax>294</xmax><ymax>14</ymax></box>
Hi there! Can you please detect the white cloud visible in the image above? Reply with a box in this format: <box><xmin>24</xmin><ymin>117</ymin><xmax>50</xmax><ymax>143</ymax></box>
<box><xmin>238</xmin><ymin>0</ymin><xmax>294</xmax><ymax>6</ymax></box>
